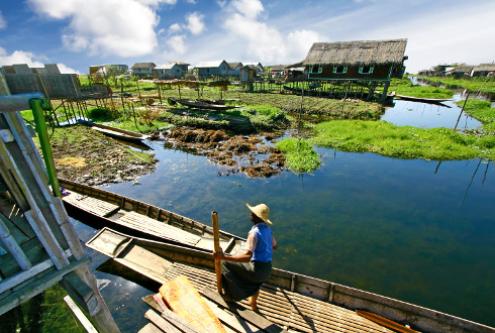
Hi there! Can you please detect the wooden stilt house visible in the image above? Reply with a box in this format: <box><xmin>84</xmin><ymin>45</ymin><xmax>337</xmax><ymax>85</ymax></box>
<box><xmin>0</xmin><ymin>91</ymin><xmax>120</xmax><ymax>332</ymax></box>
<box><xmin>301</xmin><ymin>39</ymin><xmax>408</xmax><ymax>100</ymax></box>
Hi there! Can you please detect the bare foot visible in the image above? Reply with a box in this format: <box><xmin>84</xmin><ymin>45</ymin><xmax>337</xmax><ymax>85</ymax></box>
<box><xmin>249</xmin><ymin>292</ymin><xmax>259</xmax><ymax>311</ymax></box>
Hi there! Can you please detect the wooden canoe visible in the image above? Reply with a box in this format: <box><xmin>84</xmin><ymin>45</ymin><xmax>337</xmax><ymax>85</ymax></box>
<box><xmin>91</xmin><ymin>123</ymin><xmax>148</xmax><ymax>144</ymax></box>
<box><xmin>87</xmin><ymin>228</ymin><xmax>495</xmax><ymax>333</ymax></box>
<box><xmin>394</xmin><ymin>94</ymin><xmax>451</xmax><ymax>104</ymax></box>
<box><xmin>168</xmin><ymin>97</ymin><xmax>238</xmax><ymax>111</ymax></box>
<box><xmin>59</xmin><ymin>178</ymin><xmax>242</xmax><ymax>252</ymax></box>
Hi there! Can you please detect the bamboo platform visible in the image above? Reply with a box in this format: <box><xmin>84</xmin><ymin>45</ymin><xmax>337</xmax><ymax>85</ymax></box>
<box><xmin>88</xmin><ymin>228</ymin><xmax>393</xmax><ymax>333</ymax></box>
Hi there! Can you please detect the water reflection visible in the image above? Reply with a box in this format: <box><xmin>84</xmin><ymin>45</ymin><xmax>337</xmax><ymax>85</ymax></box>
<box><xmin>101</xmin><ymin>142</ymin><xmax>495</xmax><ymax>326</ymax></box>
<box><xmin>381</xmin><ymin>95</ymin><xmax>482</xmax><ymax>130</ymax></box>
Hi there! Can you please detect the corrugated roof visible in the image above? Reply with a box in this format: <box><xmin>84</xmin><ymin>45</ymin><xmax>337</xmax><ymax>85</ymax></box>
<box><xmin>303</xmin><ymin>39</ymin><xmax>407</xmax><ymax>65</ymax></box>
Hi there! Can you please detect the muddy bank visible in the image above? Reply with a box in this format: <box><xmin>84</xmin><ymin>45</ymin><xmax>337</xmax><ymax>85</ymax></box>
<box><xmin>163</xmin><ymin>127</ymin><xmax>285</xmax><ymax>177</ymax></box>
<box><xmin>49</xmin><ymin>126</ymin><xmax>156</xmax><ymax>186</ymax></box>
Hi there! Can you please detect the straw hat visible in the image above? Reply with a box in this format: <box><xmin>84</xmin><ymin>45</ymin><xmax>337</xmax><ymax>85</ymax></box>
<box><xmin>246</xmin><ymin>203</ymin><xmax>272</xmax><ymax>225</ymax></box>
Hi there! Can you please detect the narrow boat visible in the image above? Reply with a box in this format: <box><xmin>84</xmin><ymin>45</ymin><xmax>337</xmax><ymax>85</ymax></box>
<box><xmin>87</xmin><ymin>228</ymin><xmax>494</xmax><ymax>333</ymax></box>
<box><xmin>394</xmin><ymin>94</ymin><xmax>451</xmax><ymax>104</ymax></box>
<box><xmin>90</xmin><ymin>123</ymin><xmax>149</xmax><ymax>144</ymax></box>
<box><xmin>59</xmin><ymin>178</ymin><xmax>242</xmax><ymax>252</ymax></box>
<box><xmin>168</xmin><ymin>97</ymin><xmax>238</xmax><ymax>111</ymax></box>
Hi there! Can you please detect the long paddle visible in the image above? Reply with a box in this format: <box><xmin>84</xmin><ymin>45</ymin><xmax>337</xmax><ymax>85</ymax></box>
<box><xmin>211</xmin><ymin>211</ymin><xmax>222</xmax><ymax>294</ymax></box>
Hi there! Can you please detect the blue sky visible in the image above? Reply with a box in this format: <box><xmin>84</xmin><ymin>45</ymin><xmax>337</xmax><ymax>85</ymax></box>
<box><xmin>0</xmin><ymin>0</ymin><xmax>494</xmax><ymax>73</ymax></box>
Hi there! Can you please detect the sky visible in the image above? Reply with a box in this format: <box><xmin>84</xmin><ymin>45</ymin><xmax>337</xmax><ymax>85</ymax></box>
<box><xmin>0</xmin><ymin>0</ymin><xmax>493</xmax><ymax>74</ymax></box>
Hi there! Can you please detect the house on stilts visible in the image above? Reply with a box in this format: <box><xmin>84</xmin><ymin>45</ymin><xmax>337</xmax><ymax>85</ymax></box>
<box><xmin>291</xmin><ymin>39</ymin><xmax>408</xmax><ymax>101</ymax></box>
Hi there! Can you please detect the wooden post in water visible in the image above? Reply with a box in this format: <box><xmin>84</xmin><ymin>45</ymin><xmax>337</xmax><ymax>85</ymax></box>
<box><xmin>211</xmin><ymin>211</ymin><xmax>222</xmax><ymax>294</ymax></box>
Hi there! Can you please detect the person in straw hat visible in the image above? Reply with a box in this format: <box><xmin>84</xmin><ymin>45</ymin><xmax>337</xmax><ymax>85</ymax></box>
<box><xmin>214</xmin><ymin>203</ymin><xmax>277</xmax><ymax>311</ymax></box>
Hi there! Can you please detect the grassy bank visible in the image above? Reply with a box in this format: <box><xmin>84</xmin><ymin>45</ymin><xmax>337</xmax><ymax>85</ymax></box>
<box><xmin>310</xmin><ymin>120</ymin><xmax>495</xmax><ymax>160</ymax></box>
<box><xmin>44</xmin><ymin>126</ymin><xmax>156</xmax><ymax>185</ymax></box>
<box><xmin>276</xmin><ymin>138</ymin><xmax>321</xmax><ymax>173</ymax></box>
<box><xmin>421</xmin><ymin>76</ymin><xmax>495</xmax><ymax>95</ymax></box>
<box><xmin>389</xmin><ymin>78</ymin><xmax>453</xmax><ymax>98</ymax></box>
<box><xmin>457</xmin><ymin>99</ymin><xmax>495</xmax><ymax>134</ymax></box>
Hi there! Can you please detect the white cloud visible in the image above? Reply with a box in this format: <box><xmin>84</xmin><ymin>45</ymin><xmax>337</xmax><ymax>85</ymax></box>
<box><xmin>185</xmin><ymin>12</ymin><xmax>205</xmax><ymax>35</ymax></box>
<box><xmin>186</xmin><ymin>0</ymin><xmax>197</xmax><ymax>4</ymax></box>
<box><xmin>28</xmin><ymin>0</ymin><xmax>176</xmax><ymax>57</ymax></box>
<box><xmin>0</xmin><ymin>48</ymin><xmax>44</xmax><ymax>67</ymax></box>
<box><xmin>169</xmin><ymin>23</ymin><xmax>182</xmax><ymax>33</ymax></box>
<box><xmin>0</xmin><ymin>11</ymin><xmax>7</xmax><ymax>30</ymax></box>
<box><xmin>166</xmin><ymin>35</ymin><xmax>187</xmax><ymax>54</ymax></box>
<box><xmin>296</xmin><ymin>0</ymin><xmax>495</xmax><ymax>73</ymax></box>
<box><xmin>222</xmin><ymin>0</ymin><xmax>323</xmax><ymax>63</ymax></box>
<box><xmin>0</xmin><ymin>47</ymin><xmax>79</xmax><ymax>74</ymax></box>
<box><xmin>286</xmin><ymin>30</ymin><xmax>322</xmax><ymax>60</ymax></box>
<box><xmin>231</xmin><ymin>0</ymin><xmax>263</xmax><ymax>19</ymax></box>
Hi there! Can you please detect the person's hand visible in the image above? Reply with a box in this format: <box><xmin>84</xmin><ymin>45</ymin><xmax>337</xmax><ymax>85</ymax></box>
<box><xmin>213</xmin><ymin>249</ymin><xmax>224</xmax><ymax>260</ymax></box>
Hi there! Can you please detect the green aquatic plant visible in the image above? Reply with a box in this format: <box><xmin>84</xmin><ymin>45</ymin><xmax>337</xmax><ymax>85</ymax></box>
<box><xmin>421</xmin><ymin>76</ymin><xmax>495</xmax><ymax>94</ymax></box>
<box><xmin>276</xmin><ymin>137</ymin><xmax>321</xmax><ymax>173</ymax></box>
<box><xmin>457</xmin><ymin>99</ymin><xmax>495</xmax><ymax>124</ymax></box>
<box><xmin>310</xmin><ymin>120</ymin><xmax>495</xmax><ymax>160</ymax></box>
<box><xmin>388</xmin><ymin>78</ymin><xmax>453</xmax><ymax>99</ymax></box>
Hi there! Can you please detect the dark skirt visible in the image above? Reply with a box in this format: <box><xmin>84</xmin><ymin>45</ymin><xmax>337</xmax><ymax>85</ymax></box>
<box><xmin>221</xmin><ymin>261</ymin><xmax>272</xmax><ymax>301</ymax></box>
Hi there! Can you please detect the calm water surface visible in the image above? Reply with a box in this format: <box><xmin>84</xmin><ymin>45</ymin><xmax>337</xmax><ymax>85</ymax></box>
<box><xmin>381</xmin><ymin>96</ymin><xmax>482</xmax><ymax>130</ymax></box>
<box><xmin>97</xmin><ymin>139</ymin><xmax>495</xmax><ymax>328</ymax></box>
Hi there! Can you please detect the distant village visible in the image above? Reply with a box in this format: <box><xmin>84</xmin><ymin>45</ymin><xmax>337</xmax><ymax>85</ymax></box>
<box><xmin>419</xmin><ymin>63</ymin><xmax>495</xmax><ymax>78</ymax></box>
<box><xmin>1</xmin><ymin>39</ymin><xmax>412</xmax><ymax>102</ymax></box>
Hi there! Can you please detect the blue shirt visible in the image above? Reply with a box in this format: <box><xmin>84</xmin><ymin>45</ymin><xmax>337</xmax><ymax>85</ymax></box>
<box><xmin>248</xmin><ymin>223</ymin><xmax>273</xmax><ymax>263</ymax></box>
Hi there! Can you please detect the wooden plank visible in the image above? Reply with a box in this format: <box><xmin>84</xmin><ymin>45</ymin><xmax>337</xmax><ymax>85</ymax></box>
<box><xmin>63</xmin><ymin>192</ymin><xmax>119</xmax><ymax>217</ymax></box>
<box><xmin>201</xmin><ymin>289</ymin><xmax>286</xmax><ymax>333</ymax></box>
<box><xmin>357</xmin><ymin>311</ymin><xmax>420</xmax><ymax>333</ymax></box>
<box><xmin>159</xmin><ymin>275</ymin><xmax>227</xmax><ymax>333</ymax></box>
<box><xmin>112</xmin><ymin>211</ymin><xmax>202</xmax><ymax>245</ymax></box>
<box><xmin>0</xmin><ymin>256</ymin><xmax>86</xmax><ymax>315</ymax></box>
<box><xmin>0</xmin><ymin>213</ymin><xmax>32</xmax><ymax>269</ymax></box>
<box><xmin>204</xmin><ymin>298</ymin><xmax>260</xmax><ymax>333</ymax></box>
<box><xmin>138</xmin><ymin>323</ymin><xmax>165</xmax><ymax>333</ymax></box>
<box><xmin>144</xmin><ymin>309</ymin><xmax>182</xmax><ymax>333</ymax></box>
<box><xmin>0</xmin><ymin>93</ymin><xmax>44</xmax><ymax>113</ymax></box>
<box><xmin>64</xmin><ymin>295</ymin><xmax>99</xmax><ymax>333</ymax></box>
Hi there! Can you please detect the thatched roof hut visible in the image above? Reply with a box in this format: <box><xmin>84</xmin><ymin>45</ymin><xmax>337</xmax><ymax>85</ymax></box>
<box><xmin>302</xmin><ymin>39</ymin><xmax>407</xmax><ymax>65</ymax></box>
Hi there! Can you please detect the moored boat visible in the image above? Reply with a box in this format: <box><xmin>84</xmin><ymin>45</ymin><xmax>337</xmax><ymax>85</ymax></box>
<box><xmin>90</xmin><ymin>123</ymin><xmax>149</xmax><ymax>144</ymax></box>
<box><xmin>88</xmin><ymin>227</ymin><xmax>495</xmax><ymax>333</ymax></box>
<box><xmin>168</xmin><ymin>97</ymin><xmax>238</xmax><ymax>111</ymax></box>
<box><xmin>59</xmin><ymin>178</ymin><xmax>242</xmax><ymax>252</ymax></box>
<box><xmin>394</xmin><ymin>94</ymin><xmax>451</xmax><ymax>104</ymax></box>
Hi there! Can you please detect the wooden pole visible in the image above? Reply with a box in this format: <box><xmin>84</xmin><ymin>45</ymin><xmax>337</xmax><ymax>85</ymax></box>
<box><xmin>211</xmin><ymin>211</ymin><xmax>222</xmax><ymax>294</ymax></box>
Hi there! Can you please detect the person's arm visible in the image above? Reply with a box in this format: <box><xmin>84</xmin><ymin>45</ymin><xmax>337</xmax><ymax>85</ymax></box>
<box><xmin>215</xmin><ymin>231</ymin><xmax>255</xmax><ymax>263</ymax></box>
<box><xmin>222</xmin><ymin>249</ymin><xmax>252</xmax><ymax>262</ymax></box>
<box><xmin>272</xmin><ymin>236</ymin><xmax>277</xmax><ymax>250</ymax></box>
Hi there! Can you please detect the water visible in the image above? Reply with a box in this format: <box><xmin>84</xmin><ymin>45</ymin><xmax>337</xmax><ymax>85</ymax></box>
<box><xmin>97</xmin><ymin>139</ymin><xmax>495</xmax><ymax>328</ymax></box>
<box><xmin>381</xmin><ymin>96</ymin><xmax>482</xmax><ymax>130</ymax></box>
